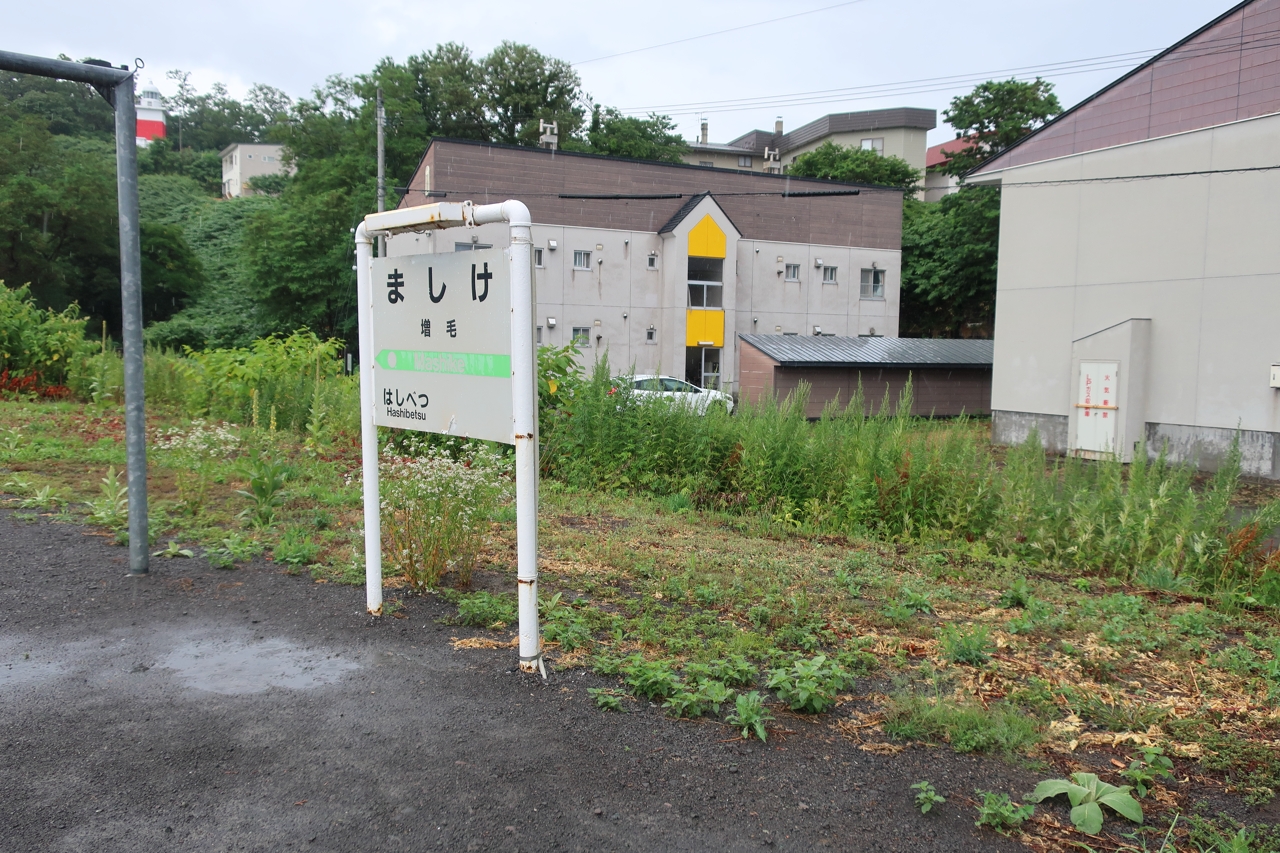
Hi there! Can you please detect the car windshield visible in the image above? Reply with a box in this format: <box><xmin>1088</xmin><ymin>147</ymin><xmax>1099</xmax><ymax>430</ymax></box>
<box><xmin>633</xmin><ymin>378</ymin><xmax>661</xmax><ymax>391</ymax></box>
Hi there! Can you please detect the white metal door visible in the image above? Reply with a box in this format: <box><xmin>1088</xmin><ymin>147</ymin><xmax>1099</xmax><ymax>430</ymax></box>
<box><xmin>1075</xmin><ymin>361</ymin><xmax>1118</xmax><ymax>456</ymax></box>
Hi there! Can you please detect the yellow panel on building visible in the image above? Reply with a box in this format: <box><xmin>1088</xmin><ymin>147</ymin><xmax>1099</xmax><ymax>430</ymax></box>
<box><xmin>685</xmin><ymin>309</ymin><xmax>725</xmax><ymax>347</ymax></box>
<box><xmin>687</xmin><ymin>215</ymin><xmax>726</xmax><ymax>258</ymax></box>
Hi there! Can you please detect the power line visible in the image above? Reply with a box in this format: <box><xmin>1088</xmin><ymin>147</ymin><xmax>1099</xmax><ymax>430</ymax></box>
<box><xmin>570</xmin><ymin>0</ymin><xmax>872</xmax><ymax>66</ymax></box>
<box><xmin>619</xmin><ymin>26</ymin><xmax>1280</xmax><ymax>118</ymax></box>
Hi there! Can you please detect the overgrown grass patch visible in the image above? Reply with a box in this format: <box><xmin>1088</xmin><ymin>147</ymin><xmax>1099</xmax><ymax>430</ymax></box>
<box><xmin>883</xmin><ymin>690</ymin><xmax>1042</xmax><ymax>756</ymax></box>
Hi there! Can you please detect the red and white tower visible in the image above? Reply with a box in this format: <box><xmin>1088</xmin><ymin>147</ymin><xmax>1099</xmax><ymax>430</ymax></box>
<box><xmin>135</xmin><ymin>84</ymin><xmax>167</xmax><ymax>147</ymax></box>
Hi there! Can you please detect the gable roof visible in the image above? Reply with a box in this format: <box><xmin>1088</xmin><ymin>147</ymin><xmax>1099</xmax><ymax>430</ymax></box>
<box><xmin>657</xmin><ymin>193</ymin><xmax>741</xmax><ymax>236</ymax></box>
<box><xmin>972</xmin><ymin>0</ymin><xmax>1280</xmax><ymax>175</ymax></box>
<box><xmin>740</xmin><ymin>335</ymin><xmax>994</xmax><ymax>369</ymax></box>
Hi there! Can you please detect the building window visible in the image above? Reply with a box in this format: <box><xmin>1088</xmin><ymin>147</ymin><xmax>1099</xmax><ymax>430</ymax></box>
<box><xmin>263</xmin><ymin>155</ymin><xmax>274</xmax><ymax>163</ymax></box>
<box><xmin>455</xmin><ymin>242</ymin><xmax>493</xmax><ymax>252</ymax></box>
<box><xmin>860</xmin><ymin>137</ymin><xmax>884</xmax><ymax>154</ymax></box>
<box><xmin>687</xmin><ymin>257</ymin><xmax>724</xmax><ymax>308</ymax></box>
<box><xmin>822</xmin><ymin>265</ymin><xmax>838</xmax><ymax>284</ymax></box>
<box><xmin>647</xmin><ymin>254</ymin><xmax>658</xmax><ymax>270</ymax></box>
<box><xmin>571</xmin><ymin>326</ymin><xmax>591</xmax><ymax>347</ymax></box>
<box><xmin>247</xmin><ymin>153</ymin><xmax>253</xmax><ymax>159</ymax></box>
<box><xmin>699</xmin><ymin>160</ymin><xmax>714</xmax><ymax>167</ymax></box>
<box><xmin>533</xmin><ymin>248</ymin><xmax>544</xmax><ymax>267</ymax></box>
<box><xmin>537</xmin><ymin>326</ymin><xmax>543</xmax><ymax>344</ymax></box>
<box><xmin>645</xmin><ymin>326</ymin><xmax>656</xmax><ymax>344</ymax></box>
<box><xmin>860</xmin><ymin>268</ymin><xmax>885</xmax><ymax>299</ymax></box>
<box><xmin>738</xmin><ymin>155</ymin><xmax>752</xmax><ymax>168</ymax></box>
<box><xmin>784</xmin><ymin>263</ymin><xmax>800</xmax><ymax>281</ymax></box>
<box><xmin>573</xmin><ymin>250</ymin><xmax>591</xmax><ymax>270</ymax></box>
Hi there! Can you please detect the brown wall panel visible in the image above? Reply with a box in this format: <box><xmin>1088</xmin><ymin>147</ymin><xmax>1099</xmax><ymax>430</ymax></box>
<box><xmin>981</xmin><ymin>0</ymin><xmax>1280</xmax><ymax>173</ymax></box>
<box><xmin>770</xmin><ymin>367</ymin><xmax>993</xmax><ymax>418</ymax></box>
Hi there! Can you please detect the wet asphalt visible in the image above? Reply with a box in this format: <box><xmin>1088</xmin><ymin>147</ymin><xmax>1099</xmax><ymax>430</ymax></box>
<box><xmin>0</xmin><ymin>508</ymin><xmax>1035</xmax><ymax>852</ymax></box>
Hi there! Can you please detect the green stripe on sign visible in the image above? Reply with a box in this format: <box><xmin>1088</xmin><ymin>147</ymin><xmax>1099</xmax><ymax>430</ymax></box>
<box><xmin>375</xmin><ymin>349</ymin><xmax>511</xmax><ymax>377</ymax></box>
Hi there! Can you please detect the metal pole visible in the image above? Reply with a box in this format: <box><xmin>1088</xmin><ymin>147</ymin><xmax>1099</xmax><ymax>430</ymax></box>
<box><xmin>474</xmin><ymin>200</ymin><xmax>540</xmax><ymax>674</ymax></box>
<box><xmin>353</xmin><ymin>222</ymin><xmax>382</xmax><ymax>614</ymax></box>
<box><xmin>115</xmin><ymin>73</ymin><xmax>149</xmax><ymax>575</ymax></box>
<box><xmin>0</xmin><ymin>53</ymin><xmax>147</xmax><ymax>574</ymax></box>
<box><xmin>376</xmin><ymin>88</ymin><xmax>386</xmax><ymax>256</ymax></box>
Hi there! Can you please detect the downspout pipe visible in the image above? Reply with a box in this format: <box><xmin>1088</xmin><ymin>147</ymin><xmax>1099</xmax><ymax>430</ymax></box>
<box><xmin>353</xmin><ymin>221</ymin><xmax>382</xmax><ymax>614</ymax></box>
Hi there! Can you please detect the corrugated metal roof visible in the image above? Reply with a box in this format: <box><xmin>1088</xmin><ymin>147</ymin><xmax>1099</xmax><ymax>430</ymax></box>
<box><xmin>739</xmin><ymin>334</ymin><xmax>993</xmax><ymax>368</ymax></box>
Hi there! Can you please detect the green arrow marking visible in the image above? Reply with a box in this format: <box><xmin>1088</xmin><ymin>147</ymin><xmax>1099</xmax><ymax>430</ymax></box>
<box><xmin>375</xmin><ymin>349</ymin><xmax>511</xmax><ymax>377</ymax></box>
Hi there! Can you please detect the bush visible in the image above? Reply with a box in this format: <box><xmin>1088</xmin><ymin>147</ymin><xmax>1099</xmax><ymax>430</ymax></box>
<box><xmin>379</xmin><ymin>438</ymin><xmax>510</xmax><ymax>590</ymax></box>
<box><xmin>766</xmin><ymin>654</ymin><xmax>850</xmax><ymax>714</ymax></box>
<box><xmin>0</xmin><ymin>282</ymin><xmax>91</xmax><ymax>389</ymax></box>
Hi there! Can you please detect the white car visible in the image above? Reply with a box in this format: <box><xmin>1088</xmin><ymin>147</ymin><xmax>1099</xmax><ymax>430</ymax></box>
<box><xmin>623</xmin><ymin>375</ymin><xmax>734</xmax><ymax>414</ymax></box>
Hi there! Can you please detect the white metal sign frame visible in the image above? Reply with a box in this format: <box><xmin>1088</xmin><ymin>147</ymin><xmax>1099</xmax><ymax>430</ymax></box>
<box><xmin>354</xmin><ymin>200</ymin><xmax>542</xmax><ymax>674</ymax></box>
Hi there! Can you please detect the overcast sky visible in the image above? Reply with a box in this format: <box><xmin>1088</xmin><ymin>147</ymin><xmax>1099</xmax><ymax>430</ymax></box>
<box><xmin>5</xmin><ymin>0</ymin><xmax>1235</xmax><ymax>146</ymax></box>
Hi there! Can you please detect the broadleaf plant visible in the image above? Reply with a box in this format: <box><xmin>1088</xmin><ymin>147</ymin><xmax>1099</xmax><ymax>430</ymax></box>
<box><xmin>1030</xmin><ymin>772</ymin><xmax>1143</xmax><ymax>836</ymax></box>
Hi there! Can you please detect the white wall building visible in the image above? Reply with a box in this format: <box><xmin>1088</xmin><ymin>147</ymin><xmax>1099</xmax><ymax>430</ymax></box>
<box><xmin>219</xmin><ymin>143</ymin><xmax>288</xmax><ymax>198</ymax></box>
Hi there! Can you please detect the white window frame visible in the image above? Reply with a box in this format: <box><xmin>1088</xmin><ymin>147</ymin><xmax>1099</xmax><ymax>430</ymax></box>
<box><xmin>698</xmin><ymin>160</ymin><xmax>714</xmax><ymax>167</ymax></box>
<box><xmin>571</xmin><ymin>326</ymin><xmax>591</xmax><ymax>347</ymax></box>
<box><xmin>646</xmin><ymin>254</ymin><xmax>658</xmax><ymax>270</ymax></box>
<box><xmin>573</xmin><ymin>250</ymin><xmax>591</xmax><ymax>270</ymax></box>
<box><xmin>536</xmin><ymin>325</ymin><xmax>543</xmax><ymax>344</ymax></box>
<box><xmin>533</xmin><ymin>248</ymin><xmax>544</xmax><ymax>267</ymax></box>
<box><xmin>645</xmin><ymin>327</ymin><xmax>657</xmax><ymax>344</ymax></box>
<box><xmin>822</xmin><ymin>265</ymin><xmax>838</xmax><ymax>284</ymax></box>
<box><xmin>784</xmin><ymin>263</ymin><xmax>800</xmax><ymax>282</ymax></box>
<box><xmin>860</xmin><ymin>268</ymin><xmax>886</xmax><ymax>299</ymax></box>
<box><xmin>860</xmin><ymin>137</ymin><xmax>885</xmax><ymax>154</ymax></box>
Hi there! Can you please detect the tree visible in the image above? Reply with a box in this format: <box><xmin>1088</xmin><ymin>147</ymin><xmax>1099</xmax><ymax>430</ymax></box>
<box><xmin>939</xmin><ymin>78</ymin><xmax>1062</xmax><ymax>176</ymax></box>
<box><xmin>899</xmin><ymin>187</ymin><xmax>1000</xmax><ymax>338</ymax></box>
<box><xmin>788</xmin><ymin>141</ymin><xmax>920</xmax><ymax>192</ymax></box>
<box><xmin>583</xmin><ymin>107</ymin><xmax>688</xmax><ymax>163</ymax></box>
<box><xmin>481</xmin><ymin>42</ymin><xmax>586</xmax><ymax>146</ymax></box>
<box><xmin>0</xmin><ymin>61</ymin><xmax>115</xmax><ymax>138</ymax></box>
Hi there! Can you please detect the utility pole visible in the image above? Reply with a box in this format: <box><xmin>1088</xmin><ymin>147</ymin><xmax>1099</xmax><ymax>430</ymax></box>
<box><xmin>0</xmin><ymin>50</ymin><xmax>149</xmax><ymax>574</ymax></box>
<box><xmin>376</xmin><ymin>87</ymin><xmax>386</xmax><ymax>255</ymax></box>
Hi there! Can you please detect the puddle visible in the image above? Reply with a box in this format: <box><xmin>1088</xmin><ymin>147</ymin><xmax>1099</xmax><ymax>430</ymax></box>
<box><xmin>0</xmin><ymin>653</ymin><xmax>63</xmax><ymax>689</ymax></box>
<box><xmin>159</xmin><ymin>635</ymin><xmax>359</xmax><ymax>695</ymax></box>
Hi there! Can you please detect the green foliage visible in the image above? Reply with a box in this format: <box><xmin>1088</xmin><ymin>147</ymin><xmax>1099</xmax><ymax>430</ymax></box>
<box><xmin>766</xmin><ymin>654</ymin><xmax>850</xmax><ymax>713</ymax></box>
<box><xmin>884</xmin><ymin>692</ymin><xmax>1041</xmax><ymax>755</ymax></box>
<box><xmin>203</xmin><ymin>533</ymin><xmax>264</xmax><ymax>570</ymax></box>
<box><xmin>152</xmin><ymin>541</ymin><xmax>195</xmax><ymax>559</ymax></box>
<box><xmin>0</xmin><ymin>67</ymin><xmax>115</xmax><ymax>138</ymax></box>
<box><xmin>789</xmin><ymin>141</ymin><xmax>920</xmax><ymax>193</ymax></box>
<box><xmin>583</xmin><ymin>107</ymin><xmax>689</xmax><ymax>163</ymax></box>
<box><xmin>236</xmin><ymin>453</ymin><xmax>291</xmax><ymax>528</ymax></box>
<box><xmin>587</xmin><ymin>687</ymin><xmax>626</xmax><ymax>712</ymax></box>
<box><xmin>453</xmin><ymin>591</ymin><xmax>518</xmax><ymax>629</ymax></box>
<box><xmin>899</xmin><ymin>188</ymin><xmax>1000</xmax><ymax>338</ymax></box>
<box><xmin>938</xmin><ymin>78</ymin><xmax>1063</xmax><ymax>176</ymax></box>
<box><xmin>85</xmin><ymin>466</ymin><xmax>128</xmax><ymax>529</ymax></box>
<box><xmin>620</xmin><ymin>655</ymin><xmax>681</xmax><ymax>701</ymax></box>
<box><xmin>912</xmin><ymin>780</ymin><xmax>946</xmax><ymax>814</ymax></box>
<box><xmin>998</xmin><ymin>576</ymin><xmax>1032</xmax><ymax>609</ymax></box>
<box><xmin>379</xmin><ymin>439</ymin><xmax>510</xmax><ymax>590</ymax></box>
<box><xmin>0</xmin><ymin>282</ymin><xmax>91</xmax><ymax>387</ymax></box>
<box><xmin>726</xmin><ymin>691</ymin><xmax>773</xmax><ymax>741</ymax></box>
<box><xmin>273</xmin><ymin>527</ymin><xmax>319</xmax><ymax>566</ymax></box>
<box><xmin>973</xmin><ymin>791</ymin><xmax>1034</xmax><ymax>834</ymax></box>
<box><xmin>1029</xmin><ymin>772</ymin><xmax>1143</xmax><ymax>836</ymax></box>
<box><xmin>663</xmin><ymin>680</ymin><xmax>734</xmax><ymax>719</ymax></box>
<box><xmin>940</xmin><ymin>624</ymin><xmax>992</xmax><ymax>666</ymax></box>
<box><xmin>1121</xmin><ymin>747</ymin><xmax>1174</xmax><ymax>798</ymax></box>
<box><xmin>481</xmin><ymin>41</ymin><xmax>586</xmax><ymax>146</ymax></box>
<box><xmin>684</xmin><ymin>655</ymin><xmax>757</xmax><ymax>688</ymax></box>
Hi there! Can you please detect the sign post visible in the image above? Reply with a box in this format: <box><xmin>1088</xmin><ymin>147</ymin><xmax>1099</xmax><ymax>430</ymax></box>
<box><xmin>354</xmin><ymin>200</ymin><xmax>542</xmax><ymax>675</ymax></box>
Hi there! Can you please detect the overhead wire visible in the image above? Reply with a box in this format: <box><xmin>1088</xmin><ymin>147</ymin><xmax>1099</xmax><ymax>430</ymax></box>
<box><xmin>616</xmin><ymin>26</ymin><xmax>1280</xmax><ymax>118</ymax></box>
<box><xmin>570</xmin><ymin>0</ymin><xmax>873</xmax><ymax>66</ymax></box>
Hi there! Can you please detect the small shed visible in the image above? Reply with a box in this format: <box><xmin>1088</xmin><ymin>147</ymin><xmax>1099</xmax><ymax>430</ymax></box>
<box><xmin>738</xmin><ymin>335</ymin><xmax>994</xmax><ymax>417</ymax></box>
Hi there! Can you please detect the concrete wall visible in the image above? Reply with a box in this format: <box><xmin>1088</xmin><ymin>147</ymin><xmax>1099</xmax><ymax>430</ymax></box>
<box><xmin>385</xmin><ymin>212</ymin><xmax>899</xmax><ymax>393</ymax></box>
<box><xmin>982</xmin><ymin>110</ymin><xmax>1280</xmax><ymax>476</ymax></box>
<box><xmin>783</xmin><ymin>127</ymin><xmax>929</xmax><ymax>172</ymax></box>
<box><xmin>221</xmin><ymin>143</ymin><xmax>287</xmax><ymax>198</ymax></box>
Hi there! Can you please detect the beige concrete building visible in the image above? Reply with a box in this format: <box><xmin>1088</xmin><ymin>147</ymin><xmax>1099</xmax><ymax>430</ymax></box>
<box><xmin>390</xmin><ymin>139</ymin><xmax>905</xmax><ymax>393</ymax></box>
<box><xmin>219</xmin><ymin>143</ymin><xmax>288</xmax><ymax>198</ymax></box>
<box><xmin>971</xmin><ymin>0</ymin><xmax>1280</xmax><ymax>477</ymax></box>
<box><xmin>684</xmin><ymin>108</ymin><xmax>936</xmax><ymax>175</ymax></box>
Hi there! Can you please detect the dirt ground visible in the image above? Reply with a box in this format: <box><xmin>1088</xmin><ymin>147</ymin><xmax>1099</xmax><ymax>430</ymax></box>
<box><xmin>0</xmin><ymin>508</ymin><xmax>1052</xmax><ymax>853</ymax></box>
